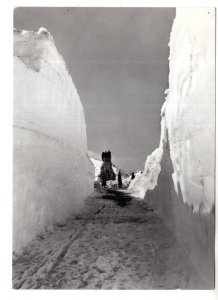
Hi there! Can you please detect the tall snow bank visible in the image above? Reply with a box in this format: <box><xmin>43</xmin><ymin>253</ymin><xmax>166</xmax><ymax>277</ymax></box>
<box><xmin>131</xmin><ymin>8</ymin><xmax>215</xmax><ymax>287</ymax></box>
<box><xmin>130</xmin><ymin>8</ymin><xmax>215</xmax><ymax>214</ymax></box>
<box><xmin>13</xmin><ymin>28</ymin><xmax>94</xmax><ymax>252</ymax></box>
<box><xmin>128</xmin><ymin>103</ymin><xmax>167</xmax><ymax>198</ymax></box>
<box><xmin>165</xmin><ymin>8</ymin><xmax>215</xmax><ymax>214</ymax></box>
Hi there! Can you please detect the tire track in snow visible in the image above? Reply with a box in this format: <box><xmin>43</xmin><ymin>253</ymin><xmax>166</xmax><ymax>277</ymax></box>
<box><xmin>13</xmin><ymin>189</ymin><xmax>199</xmax><ymax>289</ymax></box>
<box><xmin>14</xmin><ymin>199</ymin><xmax>109</xmax><ymax>288</ymax></box>
<box><xmin>13</xmin><ymin>221</ymin><xmax>88</xmax><ymax>289</ymax></box>
<box><xmin>13</xmin><ymin>199</ymin><xmax>107</xmax><ymax>289</ymax></box>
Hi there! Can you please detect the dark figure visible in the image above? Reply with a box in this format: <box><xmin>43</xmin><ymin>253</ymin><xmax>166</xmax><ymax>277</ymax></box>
<box><xmin>118</xmin><ymin>170</ymin><xmax>122</xmax><ymax>188</ymax></box>
<box><xmin>100</xmin><ymin>150</ymin><xmax>115</xmax><ymax>182</ymax></box>
<box><xmin>101</xmin><ymin>150</ymin><xmax>111</xmax><ymax>162</ymax></box>
<box><xmin>102</xmin><ymin>174</ymin><xmax>106</xmax><ymax>188</ymax></box>
<box><xmin>131</xmin><ymin>172</ymin><xmax>135</xmax><ymax>180</ymax></box>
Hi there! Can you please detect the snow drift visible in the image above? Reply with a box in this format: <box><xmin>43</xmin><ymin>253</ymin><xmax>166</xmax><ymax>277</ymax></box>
<box><xmin>129</xmin><ymin>8</ymin><xmax>215</xmax><ymax>288</ymax></box>
<box><xmin>165</xmin><ymin>8</ymin><xmax>215</xmax><ymax>214</ymax></box>
<box><xmin>130</xmin><ymin>8</ymin><xmax>215</xmax><ymax>214</ymax></box>
<box><xmin>128</xmin><ymin>103</ymin><xmax>167</xmax><ymax>198</ymax></box>
<box><xmin>13</xmin><ymin>28</ymin><xmax>94</xmax><ymax>253</ymax></box>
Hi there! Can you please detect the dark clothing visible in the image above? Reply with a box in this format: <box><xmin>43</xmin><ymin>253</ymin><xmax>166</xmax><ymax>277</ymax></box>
<box><xmin>118</xmin><ymin>171</ymin><xmax>122</xmax><ymax>188</ymax></box>
<box><xmin>102</xmin><ymin>175</ymin><xmax>106</xmax><ymax>188</ymax></box>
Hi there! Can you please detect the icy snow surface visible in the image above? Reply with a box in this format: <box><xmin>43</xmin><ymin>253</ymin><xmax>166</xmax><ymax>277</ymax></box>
<box><xmin>165</xmin><ymin>8</ymin><xmax>215</xmax><ymax>213</ymax></box>
<box><xmin>128</xmin><ymin>104</ymin><xmax>167</xmax><ymax>199</ymax></box>
<box><xmin>13</xmin><ymin>189</ymin><xmax>201</xmax><ymax>289</ymax></box>
<box><xmin>13</xmin><ymin>28</ymin><xmax>94</xmax><ymax>252</ymax></box>
<box><xmin>128</xmin><ymin>149</ymin><xmax>162</xmax><ymax>199</ymax></box>
<box><xmin>90</xmin><ymin>157</ymin><xmax>103</xmax><ymax>182</ymax></box>
<box><xmin>129</xmin><ymin>8</ymin><xmax>215</xmax><ymax>214</ymax></box>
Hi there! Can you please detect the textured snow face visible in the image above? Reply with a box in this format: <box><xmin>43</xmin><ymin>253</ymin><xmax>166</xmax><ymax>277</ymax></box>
<box><xmin>127</xmin><ymin>9</ymin><xmax>214</xmax><ymax>285</ymax></box>
<box><xmin>13</xmin><ymin>28</ymin><xmax>94</xmax><ymax>252</ymax></box>
<box><xmin>128</xmin><ymin>149</ymin><xmax>162</xmax><ymax>199</ymax></box>
<box><xmin>130</xmin><ymin>8</ymin><xmax>215</xmax><ymax>214</ymax></box>
<box><xmin>128</xmin><ymin>105</ymin><xmax>167</xmax><ymax>199</ymax></box>
<box><xmin>165</xmin><ymin>8</ymin><xmax>215</xmax><ymax>213</ymax></box>
<box><xmin>90</xmin><ymin>157</ymin><xmax>103</xmax><ymax>182</ymax></box>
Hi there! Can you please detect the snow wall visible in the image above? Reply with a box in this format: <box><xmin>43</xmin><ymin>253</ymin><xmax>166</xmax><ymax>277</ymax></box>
<box><xmin>130</xmin><ymin>8</ymin><xmax>215</xmax><ymax>288</ymax></box>
<box><xmin>13</xmin><ymin>28</ymin><xmax>94</xmax><ymax>253</ymax></box>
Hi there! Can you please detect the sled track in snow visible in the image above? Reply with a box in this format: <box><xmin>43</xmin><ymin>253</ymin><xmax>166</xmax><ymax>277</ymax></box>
<box><xmin>13</xmin><ymin>189</ymin><xmax>201</xmax><ymax>289</ymax></box>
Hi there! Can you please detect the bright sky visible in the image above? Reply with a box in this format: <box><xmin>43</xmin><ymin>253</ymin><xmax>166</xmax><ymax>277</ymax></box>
<box><xmin>14</xmin><ymin>7</ymin><xmax>175</xmax><ymax>170</ymax></box>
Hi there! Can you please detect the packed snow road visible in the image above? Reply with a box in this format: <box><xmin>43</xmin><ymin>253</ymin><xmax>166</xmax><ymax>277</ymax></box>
<box><xmin>13</xmin><ymin>189</ymin><xmax>199</xmax><ymax>289</ymax></box>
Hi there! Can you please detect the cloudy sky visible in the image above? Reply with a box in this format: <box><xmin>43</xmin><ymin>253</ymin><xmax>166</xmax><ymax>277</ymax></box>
<box><xmin>14</xmin><ymin>7</ymin><xmax>175</xmax><ymax>170</ymax></box>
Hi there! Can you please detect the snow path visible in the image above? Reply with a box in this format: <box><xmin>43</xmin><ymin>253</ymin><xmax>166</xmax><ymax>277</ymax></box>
<box><xmin>13</xmin><ymin>189</ymin><xmax>200</xmax><ymax>289</ymax></box>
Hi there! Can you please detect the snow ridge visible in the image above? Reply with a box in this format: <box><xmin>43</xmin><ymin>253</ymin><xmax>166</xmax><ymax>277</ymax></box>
<box><xmin>128</xmin><ymin>102</ymin><xmax>167</xmax><ymax>199</ymax></box>
<box><xmin>129</xmin><ymin>8</ymin><xmax>215</xmax><ymax>214</ymax></box>
<box><xmin>165</xmin><ymin>8</ymin><xmax>215</xmax><ymax>213</ymax></box>
<box><xmin>13</xmin><ymin>28</ymin><xmax>94</xmax><ymax>252</ymax></box>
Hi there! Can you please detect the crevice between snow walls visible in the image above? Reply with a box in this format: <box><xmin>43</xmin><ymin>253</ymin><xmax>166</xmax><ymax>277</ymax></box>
<box><xmin>146</xmin><ymin>8</ymin><xmax>215</xmax><ymax>288</ymax></box>
<box><xmin>13</xmin><ymin>28</ymin><xmax>94</xmax><ymax>253</ymax></box>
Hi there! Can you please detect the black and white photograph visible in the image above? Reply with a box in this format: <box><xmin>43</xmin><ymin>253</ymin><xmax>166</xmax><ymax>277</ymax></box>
<box><xmin>7</xmin><ymin>1</ymin><xmax>216</xmax><ymax>294</ymax></box>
